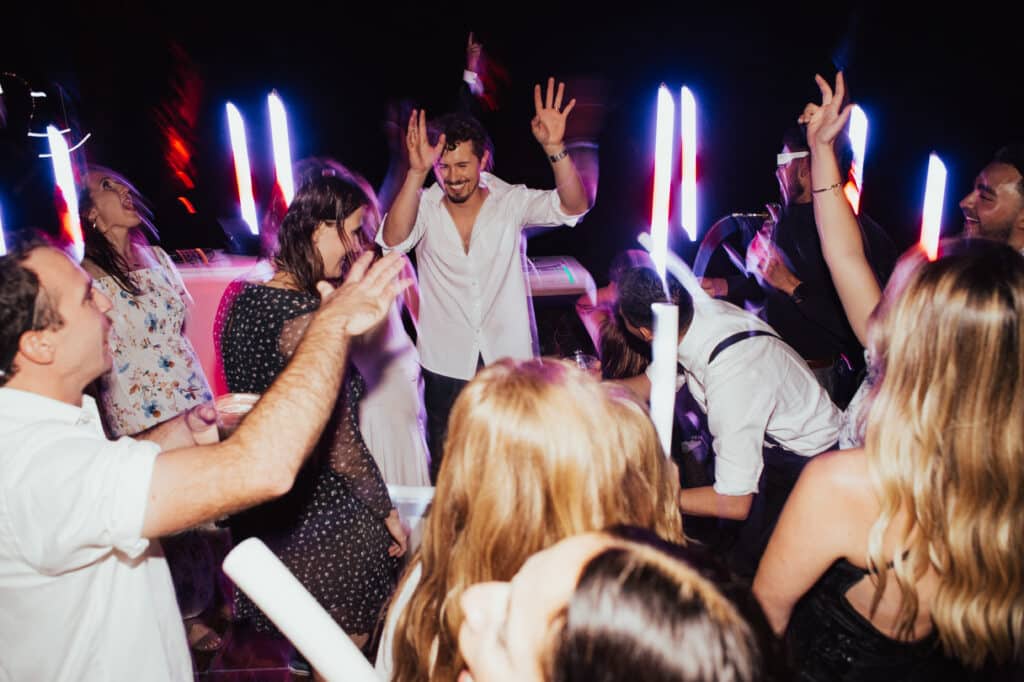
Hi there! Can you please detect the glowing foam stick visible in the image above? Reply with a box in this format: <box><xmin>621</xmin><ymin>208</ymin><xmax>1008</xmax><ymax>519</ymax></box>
<box><xmin>268</xmin><ymin>91</ymin><xmax>295</xmax><ymax>205</ymax></box>
<box><xmin>0</xmin><ymin>201</ymin><xmax>7</xmax><ymax>256</ymax></box>
<box><xmin>47</xmin><ymin>125</ymin><xmax>83</xmax><ymax>262</ymax></box>
<box><xmin>651</xmin><ymin>85</ymin><xmax>675</xmax><ymax>281</ymax></box>
<box><xmin>650</xmin><ymin>303</ymin><xmax>679</xmax><ymax>460</ymax></box>
<box><xmin>919</xmin><ymin>153</ymin><xmax>947</xmax><ymax>261</ymax></box>
<box><xmin>679</xmin><ymin>86</ymin><xmax>698</xmax><ymax>241</ymax></box>
<box><xmin>223</xmin><ymin>538</ymin><xmax>380</xmax><ymax>682</ymax></box>
<box><xmin>844</xmin><ymin>105</ymin><xmax>868</xmax><ymax>214</ymax></box>
<box><xmin>226</xmin><ymin>102</ymin><xmax>259</xmax><ymax>235</ymax></box>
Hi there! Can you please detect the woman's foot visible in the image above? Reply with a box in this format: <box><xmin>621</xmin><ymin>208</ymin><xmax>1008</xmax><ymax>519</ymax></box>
<box><xmin>186</xmin><ymin>619</ymin><xmax>223</xmax><ymax>653</ymax></box>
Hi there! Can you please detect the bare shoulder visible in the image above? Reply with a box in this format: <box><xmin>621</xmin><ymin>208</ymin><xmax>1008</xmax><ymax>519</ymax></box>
<box><xmin>802</xmin><ymin>448</ymin><xmax>877</xmax><ymax>512</ymax></box>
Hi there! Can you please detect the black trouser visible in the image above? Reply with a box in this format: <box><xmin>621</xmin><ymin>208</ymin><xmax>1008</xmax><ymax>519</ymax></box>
<box><xmin>680</xmin><ymin>441</ymin><xmax>815</xmax><ymax>580</ymax></box>
<box><xmin>423</xmin><ymin>360</ymin><xmax>481</xmax><ymax>484</ymax></box>
<box><xmin>675</xmin><ymin>386</ymin><xmax>835</xmax><ymax>580</ymax></box>
<box><xmin>725</xmin><ymin>443</ymin><xmax>825</xmax><ymax>581</ymax></box>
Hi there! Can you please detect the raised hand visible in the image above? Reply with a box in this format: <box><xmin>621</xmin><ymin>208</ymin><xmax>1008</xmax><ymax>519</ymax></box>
<box><xmin>316</xmin><ymin>251</ymin><xmax>412</xmax><ymax>336</ymax></box>
<box><xmin>466</xmin><ymin>31</ymin><xmax>483</xmax><ymax>73</ymax></box>
<box><xmin>531</xmin><ymin>77</ymin><xmax>576</xmax><ymax>149</ymax></box>
<box><xmin>406</xmin><ymin>109</ymin><xmax>447</xmax><ymax>174</ymax></box>
<box><xmin>760</xmin><ymin>245</ymin><xmax>802</xmax><ymax>296</ymax></box>
<box><xmin>800</xmin><ymin>72</ymin><xmax>853</xmax><ymax>150</ymax></box>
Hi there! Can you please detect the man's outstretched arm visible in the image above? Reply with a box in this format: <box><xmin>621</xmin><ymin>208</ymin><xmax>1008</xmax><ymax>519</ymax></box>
<box><xmin>142</xmin><ymin>252</ymin><xmax>411</xmax><ymax>538</ymax></box>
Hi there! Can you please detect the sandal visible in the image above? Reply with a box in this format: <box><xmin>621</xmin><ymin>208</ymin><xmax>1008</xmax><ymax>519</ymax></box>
<box><xmin>186</xmin><ymin>620</ymin><xmax>223</xmax><ymax>653</ymax></box>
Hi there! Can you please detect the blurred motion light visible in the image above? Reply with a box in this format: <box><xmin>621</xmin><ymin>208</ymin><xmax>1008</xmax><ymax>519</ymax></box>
<box><xmin>46</xmin><ymin>124</ymin><xmax>83</xmax><ymax>262</ymax></box>
<box><xmin>226</xmin><ymin>102</ymin><xmax>259</xmax><ymax>235</ymax></box>
<box><xmin>680</xmin><ymin>86</ymin><xmax>697</xmax><ymax>241</ymax></box>
<box><xmin>651</xmin><ymin>84</ymin><xmax>675</xmax><ymax>281</ymax></box>
<box><xmin>0</xmin><ymin>201</ymin><xmax>7</xmax><ymax>256</ymax></box>
<box><xmin>919</xmin><ymin>153</ymin><xmax>947</xmax><ymax>261</ymax></box>
<box><xmin>268</xmin><ymin>91</ymin><xmax>295</xmax><ymax>205</ymax></box>
<box><xmin>844</xmin><ymin>105</ymin><xmax>868</xmax><ymax>214</ymax></box>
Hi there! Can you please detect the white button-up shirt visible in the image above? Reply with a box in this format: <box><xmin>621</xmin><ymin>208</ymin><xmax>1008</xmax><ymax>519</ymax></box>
<box><xmin>378</xmin><ymin>173</ymin><xmax>585</xmax><ymax>380</ymax></box>
<box><xmin>648</xmin><ymin>299</ymin><xmax>840</xmax><ymax>495</ymax></box>
<box><xmin>0</xmin><ymin>388</ymin><xmax>190</xmax><ymax>681</ymax></box>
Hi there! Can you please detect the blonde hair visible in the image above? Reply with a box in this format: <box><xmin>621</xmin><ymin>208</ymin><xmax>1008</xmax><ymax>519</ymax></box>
<box><xmin>391</xmin><ymin>358</ymin><xmax>683</xmax><ymax>682</ymax></box>
<box><xmin>864</xmin><ymin>238</ymin><xmax>1024</xmax><ymax>666</ymax></box>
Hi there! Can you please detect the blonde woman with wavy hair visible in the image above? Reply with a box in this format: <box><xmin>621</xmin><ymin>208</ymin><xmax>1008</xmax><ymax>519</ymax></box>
<box><xmin>754</xmin><ymin>238</ymin><xmax>1024</xmax><ymax>679</ymax></box>
<box><xmin>375</xmin><ymin>358</ymin><xmax>683</xmax><ymax>681</ymax></box>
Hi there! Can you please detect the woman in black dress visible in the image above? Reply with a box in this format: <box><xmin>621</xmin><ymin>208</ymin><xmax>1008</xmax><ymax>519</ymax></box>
<box><xmin>215</xmin><ymin>171</ymin><xmax>406</xmax><ymax>653</ymax></box>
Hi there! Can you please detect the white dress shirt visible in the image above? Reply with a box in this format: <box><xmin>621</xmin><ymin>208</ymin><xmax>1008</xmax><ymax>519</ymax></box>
<box><xmin>648</xmin><ymin>299</ymin><xmax>840</xmax><ymax>496</ymax></box>
<box><xmin>0</xmin><ymin>388</ymin><xmax>190</xmax><ymax>681</ymax></box>
<box><xmin>377</xmin><ymin>173</ymin><xmax>585</xmax><ymax>380</ymax></box>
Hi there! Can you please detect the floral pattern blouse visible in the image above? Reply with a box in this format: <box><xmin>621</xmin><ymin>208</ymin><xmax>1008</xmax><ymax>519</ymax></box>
<box><xmin>95</xmin><ymin>246</ymin><xmax>213</xmax><ymax>437</ymax></box>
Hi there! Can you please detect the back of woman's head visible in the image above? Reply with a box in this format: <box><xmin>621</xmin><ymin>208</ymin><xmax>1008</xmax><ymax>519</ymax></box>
<box><xmin>865</xmin><ymin>237</ymin><xmax>1024</xmax><ymax>666</ymax></box>
<box><xmin>272</xmin><ymin>173</ymin><xmax>369</xmax><ymax>293</ymax></box>
<box><xmin>293</xmin><ymin>157</ymin><xmax>382</xmax><ymax>243</ymax></box>
<box><xmin>598</xmin><ymin>312</ymin><xmax>651</xmax><ymax>380</ymax></box>
<box><xmin>393</xmin><ymin>358</ymin><xmax>681</xmax><ymax>681</ymax></box>
<box><xmin>600</xmin><ymin>384</ymin><xmax>683</xmax><ymax>542</ymax></box>
<box><xmin>547</xmin><ymin>535</ymin><xmax>762</xmax><ymax>682</ymax></box>
<box><xmin>434</xmin><ymin>358</ymin><xmax>642</xmax><ymax>573</ymax></box>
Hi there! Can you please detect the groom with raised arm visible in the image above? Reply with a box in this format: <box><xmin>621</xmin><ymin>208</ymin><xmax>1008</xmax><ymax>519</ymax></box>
<box><xmin>377</xmin><ymin>77</ymin><xmax>593</xmax><ymax>481</ymax></box>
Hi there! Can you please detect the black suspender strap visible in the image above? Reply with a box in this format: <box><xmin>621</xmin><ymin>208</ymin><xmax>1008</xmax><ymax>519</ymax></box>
<box><xmin>708</xmin><ymin>330</ymin><xmax>779</xmax><ymax>364</ymax></box>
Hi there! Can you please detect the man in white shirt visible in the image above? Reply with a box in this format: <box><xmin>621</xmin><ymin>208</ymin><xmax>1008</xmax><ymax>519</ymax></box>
<box><xmin>377</xmin><ymin>78</ymin><xmax>591</xmax><ymax>480</ymax></box>
<box><xmin>960</xmin><ymin>144</ymin><xmax>1024</xmax><ymax>254</ymax></box>
<box><xmin>0</xmin><ymin>244</ymin><xmax>408</xmax><ymax>681</ymax></box>
<box><xmin>615</xmin><ymin>266</ymin><xmax>840</xmax><ymax>577</ymax></box>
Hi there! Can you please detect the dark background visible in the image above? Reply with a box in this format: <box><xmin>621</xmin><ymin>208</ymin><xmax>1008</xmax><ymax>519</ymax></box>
<box><xmin>2</xmin><ymin>1</ymin><xmax>1020</xmax><ymax>283</ymax></box>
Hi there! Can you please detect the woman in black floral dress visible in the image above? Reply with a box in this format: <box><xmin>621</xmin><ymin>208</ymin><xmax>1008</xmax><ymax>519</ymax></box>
<box><xmin>215</xmin><ymin>171</ymin><xmax>406</xmax><ymax>649</ymax></box>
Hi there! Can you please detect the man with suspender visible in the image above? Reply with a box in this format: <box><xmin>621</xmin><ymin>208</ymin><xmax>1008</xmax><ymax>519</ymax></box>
<box><xmin>615</xmin><ymin>266</ymin><xmax>840</xmax><ymax>577</ymax></box>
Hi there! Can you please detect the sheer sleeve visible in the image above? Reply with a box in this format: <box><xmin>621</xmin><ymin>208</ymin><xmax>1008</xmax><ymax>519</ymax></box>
<box><xmin>278</xmin><ymin>309</ymin><xmax>393</xmax><ymax>519</ymax></box>
<box><xmin>323</xmin><ymin>369</ymin><xmax>393</xmax><ymax>519</ymax></box>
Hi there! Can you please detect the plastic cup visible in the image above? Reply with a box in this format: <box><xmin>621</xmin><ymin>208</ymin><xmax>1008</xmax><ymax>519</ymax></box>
<box><xmin>214</xmin><ymin>393</ymin><xmax>260</xmax><ymax>440</ymax></box>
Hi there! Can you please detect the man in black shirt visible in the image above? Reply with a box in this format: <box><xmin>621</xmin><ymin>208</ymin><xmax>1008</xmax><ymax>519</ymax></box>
<box><xmin>700</xmin><ymin>126</ymin><xmax>896</xmax><ymax>407</ymax></box>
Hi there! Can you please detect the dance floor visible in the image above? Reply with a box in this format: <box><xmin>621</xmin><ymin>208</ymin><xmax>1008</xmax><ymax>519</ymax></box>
<box><xmin>192</xmin><ymin>620</ymin><xmax>296</xmax><ymax>681</ymax></box>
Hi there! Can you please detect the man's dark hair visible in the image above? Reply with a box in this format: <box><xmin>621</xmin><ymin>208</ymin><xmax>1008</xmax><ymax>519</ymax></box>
<box><xmin>0</xmin><ymin>244</ymin><xmax>64</xmax><ymax>385</ymax></box>
<box><xmin>616</xmin><ymin>266</ymin><xmax>694</xmax><ymax>335</ymax></box>
<box><xmin>784</xmin><ymin>124</ymin><xmax>853</xmax><ymax>182</ymax></box>
<box><xmin>429</xmin><ymin>112</ymin><xmax>495</xmax><ymax>170</ymax></box>
<box><xmin>993</xmin><ymin>144</ymin><xmax>1024</xmax><ymax>196</ymax></box>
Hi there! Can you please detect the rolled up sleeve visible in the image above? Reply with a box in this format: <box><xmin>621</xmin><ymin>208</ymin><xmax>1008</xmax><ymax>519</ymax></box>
<box><xmin>520</xmin><ymin>187</ymin><xmax>587</xmax><ymax>228</ymax></box>
<box><xmin>705</xmin><ymin>361</ymin><xmax>774</xmax><ymax>496</ymax></box>
<box><xmin>6</xmin><ymin>436</ymin><xmax>160</xmax><ymax>574</ymax></box>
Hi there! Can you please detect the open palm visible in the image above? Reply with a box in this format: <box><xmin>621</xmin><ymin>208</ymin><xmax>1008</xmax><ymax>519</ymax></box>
<box><xmin>406</xmin><ymin>109</ymin><xmax>447</xmax><ymax>173</ymax></box>
<box><xmin>531</xmin><ymin>77</ymin><xmax>576</xmax><ymax>147</ymax></box>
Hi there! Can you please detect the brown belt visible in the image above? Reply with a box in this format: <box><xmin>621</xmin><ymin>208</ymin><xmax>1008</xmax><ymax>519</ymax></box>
<box><xmin>805</xmin><ymin>357</ymin><xmax>836</xmax><ymax>370</ymax></box>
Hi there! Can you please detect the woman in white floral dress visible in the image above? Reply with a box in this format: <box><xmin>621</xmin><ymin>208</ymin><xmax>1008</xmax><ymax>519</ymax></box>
<box><xmin>78</xmin><ymin>166</ymin><xmax>221</xmax><ymax>653</ymax></box>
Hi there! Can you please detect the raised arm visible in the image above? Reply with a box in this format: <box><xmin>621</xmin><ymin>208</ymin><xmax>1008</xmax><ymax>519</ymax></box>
<box><xmin>804</xmin><ymin>72</ymin><xmax>882</xmax><ymax>345</ymax></box>
<box><xmin>141</xmin><ymin>251</ymin><xmax>410</xmax><ymax>538</ymax></box>
<box><xmin>380</xmin><ymin>109</ymin><xmax>446</xmax><ymax>247</ymax></box>
<box><xmin>532</xmin><ymin>77</ymin><xmax>590</xmax><ymax>214</ymax></box>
